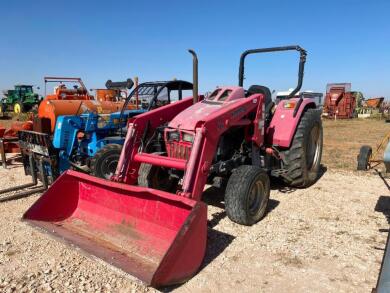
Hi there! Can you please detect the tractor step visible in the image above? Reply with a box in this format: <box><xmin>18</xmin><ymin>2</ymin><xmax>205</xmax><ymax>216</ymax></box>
<box><xmin>271</xmin><ymin>168</ymin><xmax>288</xmax><ymax>177</ymax></box>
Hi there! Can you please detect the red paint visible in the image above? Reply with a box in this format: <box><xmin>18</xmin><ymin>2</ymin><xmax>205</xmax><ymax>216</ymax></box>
<box><xmin>23</xmin><ymin>86</ymin><xmax>312</xmax><ymax>287</ymax></box>
<box><xmin>266</xmin><ymin>98</ymin><xmax>316</xmax><ymax>148</ymax></box>
<box><xmin>134</xmin><ymin>153</ymin><xmax>187</xmax><ymax>170</ymax></box>
<box><xmin>323</xmin><ymin>83</ymin><xmax>355</xmax><ymax>119</ymax></box>
<box><xmin>0</xmin><ymin>120</ymin><xmax>33</xmax><ymax>153</ymax></box>
<box><xmin>23</xmin><ymin>170</ymin><xmax>207</xmax><ymax>287</ymax></box>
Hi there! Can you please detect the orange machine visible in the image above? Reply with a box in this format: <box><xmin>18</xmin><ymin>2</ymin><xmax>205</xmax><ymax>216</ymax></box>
<box><xmin>43</xmin><ymin>77</ymin><xmax>93</xmax><ymax>101</ymax></box>
<box><xmin>93</xmin><ymin>78</ymin><xmax>135</xmax><ymax>102</ymax></box>
<box><xmin>94</xmin><ymin>89</ymin><xmax>120</xmax><ymax>102</ymax></box>
<box><xmin>0</xmin><ymin>120</ymin><xmax>33</xmax><ymax>152</ymax></box>
<box><xmin>38</xmin><ymin>99</ymin><xmax>137</xmax><ymax>132</ymax></box>
<box><xmin>0</xmin><ymin>118</ymin><xmax>34</xmax><ymax>168</ymax></box>
<box><xmin>36</xmin><ymin>77</ymin><xmax>138</xmax><ymax>132</ymax></box>
<box><xmin>365</xmin><ymin>97</ymin><xmax>385</xmax><ymax>108</ymax></box>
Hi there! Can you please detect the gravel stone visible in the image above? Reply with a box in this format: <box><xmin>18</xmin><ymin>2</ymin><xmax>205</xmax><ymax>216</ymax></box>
<box><xmin>0</xmin><ymin>163</ymin><xmax>388</xmax><ymax>292</ymax></box>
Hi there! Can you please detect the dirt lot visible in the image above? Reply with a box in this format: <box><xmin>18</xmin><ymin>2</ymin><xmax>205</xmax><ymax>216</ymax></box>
<box><xmin>0</xmin><ymin>114</ymin><xmax>31</xmax><ymax>129</ymax></box>
<box><xmin>0</xmin><ymin>119</ymin><xmax>390</xmax><ymax>292</ymax></box>
<box><xmin>322</xmin><ymin>119</ymin><xmax>390</xmax><ymax>171</ymax></box>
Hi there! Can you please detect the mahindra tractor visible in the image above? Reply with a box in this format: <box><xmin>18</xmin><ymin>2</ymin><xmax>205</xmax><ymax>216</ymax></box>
<box><xmin>23</xmin><ymin>46</ymin><xmax>323</xmax><ymax>287</ymax></box>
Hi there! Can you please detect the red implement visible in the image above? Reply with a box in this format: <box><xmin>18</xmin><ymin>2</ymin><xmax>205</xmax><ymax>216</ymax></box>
<box><xmin>23</xmin><ymin>170</ymin><xmax>207</xmax><ymax>287</ymax></box>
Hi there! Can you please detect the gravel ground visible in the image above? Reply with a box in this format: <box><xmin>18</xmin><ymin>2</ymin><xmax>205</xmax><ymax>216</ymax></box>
<box><xmin>0</xmin><ymin>163</ymin><xmax>389</xmax><ymax>292</ymax></box>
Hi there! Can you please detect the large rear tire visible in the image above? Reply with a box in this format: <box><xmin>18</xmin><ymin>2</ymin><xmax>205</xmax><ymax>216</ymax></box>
<box><xmin>90</xmin><ymin>144</ymin><xmax>122</xmax><ymax>179</ymax></box>
<box><xmin>281</xmin><ymin>108</ymin><xmax>323</xmax><ymax>187</ymax></box>
<box><xmin>357</xmin><ymin>145</ymin><xmax>372</xmax><ymax>171</ymax></box>
<box><xmin>225</xmin><ymin>165</ymin><xmax>270</xmax><ymax>226</ymax></box>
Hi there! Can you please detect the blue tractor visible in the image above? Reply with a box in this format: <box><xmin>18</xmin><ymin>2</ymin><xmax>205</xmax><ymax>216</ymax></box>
<box><xmin>18</xmin><ymin>80</ymin><xmax>193</xmax><ymax>183</ymax></box>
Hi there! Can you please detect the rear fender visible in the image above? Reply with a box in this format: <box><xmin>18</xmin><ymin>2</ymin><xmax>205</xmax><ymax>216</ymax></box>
<box><xmin>266</xmin><ymin>98</ymin><xmax>316</xmax><ymax>148</ymax></box>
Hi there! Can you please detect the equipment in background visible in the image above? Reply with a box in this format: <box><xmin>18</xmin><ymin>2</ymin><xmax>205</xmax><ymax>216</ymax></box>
<box><xmin>50</xmin><ymin>79</ymin><xmax>192</xmax><ymax>178</ymax></box>
<box><xmin>0</xmin><ymin>119</ymin><xmax>33</xmax><ymax>168</ymax></box>
<box><xmin>322</xmin><ymin>83</ymin><xmax>363</xmax><ymax>119</ymax></box>
<box><xmin>43</xmin><ymin>77</ymin><xmax>93</xmax><ymax>101</ymax></box>
<box><xmin>23</xmin><ymin>46</ymin><xmax>323</xmax><ymax>287</ymax></box>
<box><xmin>0</xmin><ymin>85</ymin><xmax>42</xmax><ymax>114</ymax></box>
<box><xmin>93</xmin><ymin>78</ymin><xmax>135</xmax><ymax>102</ymax></box>
<box><xmin>357</xmin><ymin>97</ymin><xmax>385</xmax><ymax>119</ymax></box>
<box><xmin>0</xmin><ymin>77</ymin><xmax>135</xmax><ymax>166</ymax></box>
<box><xmin>37</xmin><ymin>99</ymin><xmax>136</xmax><ymax>133</ymax></box>
<box><xmin>1</xmin><ymin>79</ymin><xmax>192</xmax><ymax>201</ymax></box>
<box><xmin>357</xmin><ymin>132</ymin><xmax>390</xmax><ymax>172</ymax></box>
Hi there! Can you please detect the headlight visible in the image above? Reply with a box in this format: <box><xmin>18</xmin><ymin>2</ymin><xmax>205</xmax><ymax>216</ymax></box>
<box><xmin>168</xmin><ymin>131</ymin><xmax>180</xmax><ymax>141</ymax></box>
<box><xmin>284</xmin><ymin>101</ymin><xmax>296</xmax><ymax>109</ymax></box>
<box><xmin>182</xmin><ymin>133</ymin><xmax>194</xmax><ymax>143</ymax></box>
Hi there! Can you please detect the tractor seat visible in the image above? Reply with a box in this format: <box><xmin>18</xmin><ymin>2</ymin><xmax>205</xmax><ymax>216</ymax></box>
<box><xmin>247</xmin><ymin>85</ymin><xmax>274</xmax><ymax>125</ymax></box>
<box><xmin>247</xmin><ymin>85</ymin><xmax>273</xmax><ymax>110</ymax></box>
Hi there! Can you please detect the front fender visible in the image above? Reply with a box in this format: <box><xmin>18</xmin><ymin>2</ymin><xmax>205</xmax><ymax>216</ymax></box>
<box><xmin>266</xmin><ymin>98</ymin><xmax>316</xmax><ymax>148</ymax></box>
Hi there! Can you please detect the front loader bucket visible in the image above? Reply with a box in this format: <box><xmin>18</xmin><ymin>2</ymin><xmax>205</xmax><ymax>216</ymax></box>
<box><xmin>23</xmin><ymin>170</ymin><xmax>207</xmax><ymax>287</ymax></box>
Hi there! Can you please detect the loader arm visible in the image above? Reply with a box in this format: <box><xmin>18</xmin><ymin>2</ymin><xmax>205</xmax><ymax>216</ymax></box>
<box><xmin>181</xmin><ymin>94</ymin><xmax>265</xmax><ymax>200</ymax></box>
<box><xmin>131</xmin><ymin>93</ymin><xmax>265</xmax><ymax>200</ymax></box>
<box><xmin>114</xmin><ymin>96</ymin><xmax>199</xmax><ymax>184</ymax></box>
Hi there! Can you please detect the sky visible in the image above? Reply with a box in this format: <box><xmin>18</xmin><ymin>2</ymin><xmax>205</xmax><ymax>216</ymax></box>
<box><xmin>0</xmin><ymin>0</ymin><xmax>389</xmax><ymax>98</ymax></box>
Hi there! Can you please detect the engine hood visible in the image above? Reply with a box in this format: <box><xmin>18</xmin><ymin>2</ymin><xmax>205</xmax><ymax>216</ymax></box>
<box><xmin>168</xmin><ymin>100</ymin><xmax>231</xmax><ymax>131</ymax></box>
<box><xmin>168</xmin><ymin>86</ymin><xmax>246</xmax><ymax>131</ymax></box>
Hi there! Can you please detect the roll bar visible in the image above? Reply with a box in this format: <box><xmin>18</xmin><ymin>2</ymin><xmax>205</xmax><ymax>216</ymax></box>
<box><xmin>238</xmin><ymin>45</ymin><xmax>307</xmax><ymax>100</ymax></box>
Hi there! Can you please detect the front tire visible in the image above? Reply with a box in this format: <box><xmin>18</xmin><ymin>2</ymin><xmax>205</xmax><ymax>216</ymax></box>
<box><xmin>90</xmin><ymin>144</ymin><xmax>122</xmax><ymax>179</ymax></box>
<box><xmin>138</xmin><ymin>152</ymin><xmax>178</xmax><ymax>192</ymax></box>
<box><xmin>225</xmin><ymin>165</ymin><xmax>270</xmax><ymax>226</ymax></box>
<box><xmin>281</xmin><ymin>108</ymin><xmax>323</xmax><ymax>187</ymax></box>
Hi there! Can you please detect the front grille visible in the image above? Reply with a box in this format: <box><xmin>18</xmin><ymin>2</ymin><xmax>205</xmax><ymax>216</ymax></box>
<box><xmin>166</xmin><ymin>141</ymin><xmax>192</xmax><ymax>160</ymax></box>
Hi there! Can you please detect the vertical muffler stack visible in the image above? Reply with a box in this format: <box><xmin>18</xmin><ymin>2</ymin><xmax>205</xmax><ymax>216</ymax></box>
<box><xmin>23</xmin><ymin>170</ymin><xmax>207</xmax><ymax>287</ymax></box>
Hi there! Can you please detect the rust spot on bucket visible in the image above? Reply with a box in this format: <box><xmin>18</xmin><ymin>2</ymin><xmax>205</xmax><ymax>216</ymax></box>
<box><xmin>113</xmin><ymin>219</ymin><xmax>141</xmax><ymax>240</ymax></box>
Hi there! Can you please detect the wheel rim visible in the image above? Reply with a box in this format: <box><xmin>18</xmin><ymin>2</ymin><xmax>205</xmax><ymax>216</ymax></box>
<box><xmin>101</xmin><ymin>154</ymin><xmax>119</xmax><ymax>179</ymax></box>
<box><xmin>247</xmin><ymin>179</ymin><xmax>265</xmax><ymax>217</ymax></box>
<box><xmin>14</xmin><ymin>104</ymin><xmax>21</xmax><ymax>113</ymax></box>
<box><xmin>306</xmin><ymin>125</ymin><xmax>321</xmax><ymax>171</ymax></box>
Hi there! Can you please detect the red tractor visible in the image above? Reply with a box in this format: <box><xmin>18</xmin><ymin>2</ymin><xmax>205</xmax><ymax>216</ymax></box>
<box><xmin>23</xmin><ymin>46</ymin><xmax>323</xmax><ymax>287</ymax></box>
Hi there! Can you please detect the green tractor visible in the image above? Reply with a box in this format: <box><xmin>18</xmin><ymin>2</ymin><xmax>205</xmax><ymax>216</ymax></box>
<box><xmin>0</xmin><ymin>85</ymin><xmax>42</xmax><ymax>114</ymax></box>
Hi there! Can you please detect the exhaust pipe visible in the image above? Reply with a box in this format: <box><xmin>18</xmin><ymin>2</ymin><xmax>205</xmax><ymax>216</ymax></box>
<box><xmin>188</xmin><ymin>49</ymin><xmax>198</xmax><ymax>104</ymax></box>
